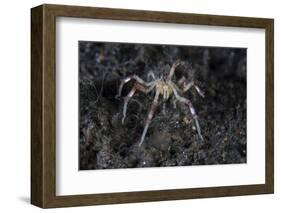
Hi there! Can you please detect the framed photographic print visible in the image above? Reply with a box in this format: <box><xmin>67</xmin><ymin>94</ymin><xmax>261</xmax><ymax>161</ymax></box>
<box><xmin>31</xmin><ymin>4</ymin><xmax>274</xmax><ymax>208</ymax></box>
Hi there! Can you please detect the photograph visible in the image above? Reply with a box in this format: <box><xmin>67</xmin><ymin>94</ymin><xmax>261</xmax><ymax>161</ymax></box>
<box><xmin>30</xmin><ymin>4</ymin><xmax>274</xmax><ymax>208</ymax></box>
<box><xmin>78</xmin><ymin>41</ymin><xmax>247</xmax><ymax>170</ymax></box>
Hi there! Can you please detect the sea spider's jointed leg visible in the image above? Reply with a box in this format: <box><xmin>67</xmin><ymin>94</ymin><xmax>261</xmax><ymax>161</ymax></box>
<box><xmin>168</xmin><ymin>60</ymin><xmax>184</xmax><ymax>80</ymax></box>
<box><xmin>178</xmin><ymin>77</ymin><xmax>205</xmax><ymax>98</ymax></box>
<box><xmin>122</xmin><ymin>85</ymin><xmax>137</xmax><ymax>124</ymax></box>
<box><xmin>194</xmin><ymin>85</ymin><xmax>205</xmax><ymax>98</ymax></box>
<box><xmin>147</xmin><ymin>71</ymin><xmax>156</xmax><ymax>81</ymax></box>
<box><xmin>139</xmin><ymin>90</ymin><xmax>160</xmax><ymax>146</ymax></box>
<box><xmin>172</xmin><ymin>88</ymin><xmax>204</xmax><ymax>141</ymax></box>
<box><xmin>122</xmin><ymin>83</ymin><xmax>156</xmax><ymax>124</ymax></box>
<box><xmin>116</xmin><ymin>75</ymin><xmax>154</xmax><ymax>98</ymax></box>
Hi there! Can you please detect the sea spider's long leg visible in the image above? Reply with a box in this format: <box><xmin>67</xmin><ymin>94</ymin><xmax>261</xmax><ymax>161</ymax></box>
<box><xmin>168</xmin><ymin>60</ymin><xmax>184</xmax><ymax>81</ymax></box>
<box><xmin>139</xmin><ymin>90</ymin><xmax>160</xmax><ymax>146</ymax></box>
<box><xmin>172</xmin><ymin>88</ymin><xmax>204</xmax><ymax>141</ymax></box>
<box><xmin>122</xmin><ymin>85</ymin><xmax>137</xmax><ymax>124</ymax></box>
<box><xmin>147</xmin><ymin>71</ymin><xmax>156</xmax><ymax>81</ymax></box>
<box><xmin>178</xmin><ymin>77</ymin><xmax>205</xmax><ymax>98</ymax></box>
<box><xmin>137</xmin><ymin>82</ymin><xmax>156</xmax><ymax>94</ymax></box>
<box><xmin>122</xmin><ymin>83</ymin><xmax>156</xmax><ymax>124</ymax></box>
<box><xmin>194</xmin><ymin>85</ymin><xmax>205</xmax><ymax>98</ymax></box>
<box><xmin>116</xmin><ymin>75</ymin><xmax>154</xmax><ymax>98</ymax></box>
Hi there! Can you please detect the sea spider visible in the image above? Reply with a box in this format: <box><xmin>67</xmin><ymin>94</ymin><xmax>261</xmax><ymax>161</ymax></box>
<box><xmin>116</xmin><ymin>60</ymin><xmax>205</xmax><ymax>146</ymax></box>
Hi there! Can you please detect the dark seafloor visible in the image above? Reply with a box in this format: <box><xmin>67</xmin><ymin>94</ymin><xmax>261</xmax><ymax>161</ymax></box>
<box><xmin>79</xmin><ymin>41</ymin><xmax>247</xmax><ymax>170</ymax></box>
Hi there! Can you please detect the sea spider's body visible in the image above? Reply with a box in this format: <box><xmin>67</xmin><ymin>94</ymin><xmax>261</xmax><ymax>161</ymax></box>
<box><xmin>116</xmin><ymin>61</ymin><xmax>205</xmax><ymax>146</ymax></box>
<box><xmin>155</xmin><ymin>80</ymin><xmax>173</xmax><ymax>100</ymax></box>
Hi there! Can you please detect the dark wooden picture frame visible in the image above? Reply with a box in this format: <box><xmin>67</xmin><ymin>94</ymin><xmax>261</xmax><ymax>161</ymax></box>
<box><xmin>31</xmin><ymin>4</ymin><xmax>274</xmax><ymax>208</ymax></box>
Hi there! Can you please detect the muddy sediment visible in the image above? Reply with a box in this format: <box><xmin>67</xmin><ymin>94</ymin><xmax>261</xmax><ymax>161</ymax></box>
<box><xmin>79</xmin><ymin>42</ymin><xmax>247</xmax><ymax>170</ymax></box>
